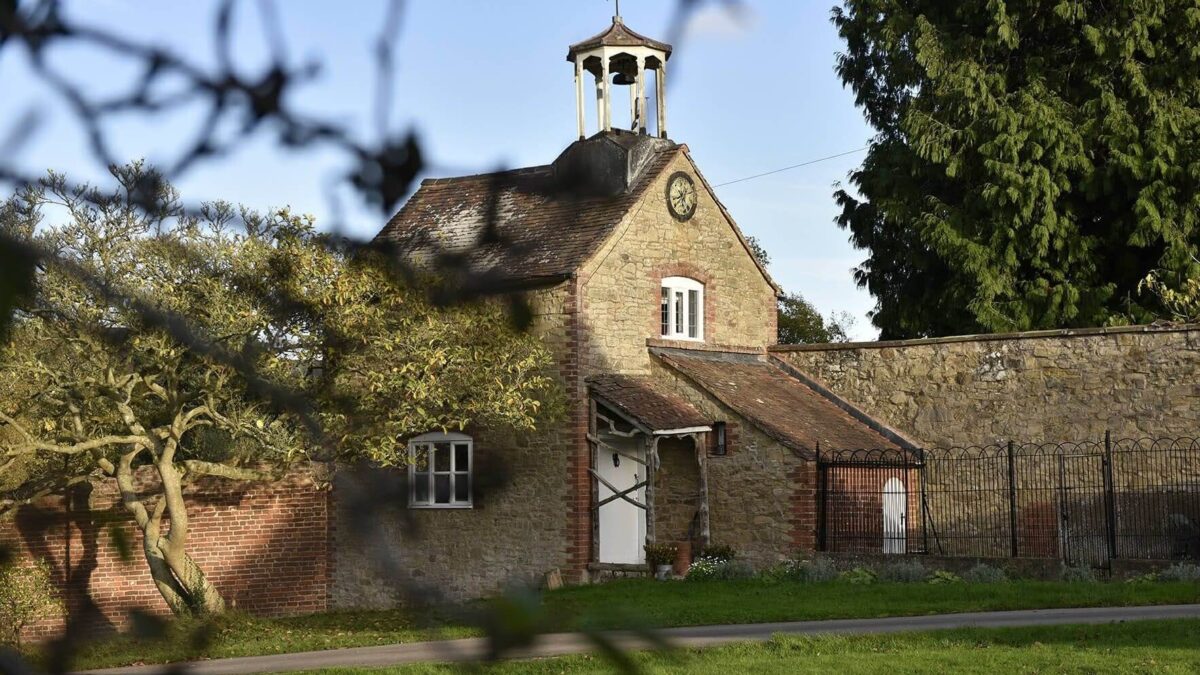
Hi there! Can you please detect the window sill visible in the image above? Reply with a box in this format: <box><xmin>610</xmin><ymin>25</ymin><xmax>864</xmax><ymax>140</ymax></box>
<box><xmin>660</xmin><ymin>335</ymin><xmax>704</xmax><ymax>342</ymax></box>
<box><xmin>407</xmin><ymin>504</ymin><xmax>474</xmax><ymax>510</ymax></box>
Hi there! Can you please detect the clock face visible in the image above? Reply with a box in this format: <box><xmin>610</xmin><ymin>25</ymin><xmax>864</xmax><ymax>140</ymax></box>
<box><xmin>666</xmin><ymin>171</ymin><xmax>698</xmax><ymax>221</ymax></box>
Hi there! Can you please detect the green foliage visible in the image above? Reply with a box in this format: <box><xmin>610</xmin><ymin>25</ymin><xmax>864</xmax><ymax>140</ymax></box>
<box><xmin>643</xmin><ymin>543</ymin><xmax>677</xmax><ymax>568</ymax></box>
<box><xmin>928</xmin><ymin>570</ymin><xmax>963</xmax><ymax>585</ymax></box>
<box><xmin>1155</xmin><ymin>563</ymin><xmax>1200</xmax><ymax>582</ymax></box>
<box><xmin>0</xmin><ymin>558</ymin><xmax>62</xmax><ymax>647</ymax></box>
<box><xmin>766</xmin><ymin>557</ymin><xmax>840</xmax><ymax>583</ymax></box>
<box><xmin>963</xmin><ymin>564</ymin><xmax>1008</xmax><ymax>584</ymax></box>
<box><xmin>685</xmin><ymin>556</ymin><xmax>752</xmax><ymax>582</ymax></box>
<box><xmin>1061</xmin><ymin>564</ymin><xmax>1098</xmax><ymax>583</ymax></box>
<box><xmin>744</xmin><ymin>235</ymin><xmax>771</xmax><ymax>268</ymax></box>
<box><xmin>699</xmin><ymin>544</ymin><xmax>736</xmax><ymax>562</ymax></box>
<box><xmin>777</xmin><ymin>292</ymin><xmax>855</xmax><ymax>344</ymax></box>
<box><xmin>1140</xmin><ymin>265</ymin><xmax>1200</xmax><ymax>322</ymax></box>
<box><xmin>0</xmin><ymin>163</ymin><xmax>559</xmax><ymax>615</ymax></box>
<box><xmin>833</xmin><ymin>1</ymin><xmax>1200</xmax><ymax>338</ymax></box>
<box><xmin>838</xmin><ymin>566</ymin><xmax>878</xmax><ymax>585</ymax></box>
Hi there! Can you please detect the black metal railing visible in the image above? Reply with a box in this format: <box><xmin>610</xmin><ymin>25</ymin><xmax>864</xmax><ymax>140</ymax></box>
<box><xmin>816</xmin><ymin>434</ymin><xmax>1200</xmax><ymax>566</ymax></box>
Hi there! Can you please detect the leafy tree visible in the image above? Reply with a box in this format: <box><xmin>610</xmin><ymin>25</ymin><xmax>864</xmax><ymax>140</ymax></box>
<box><xmin>0</xmin><ymin>558</ymin><xmax>62</xmax><ymax>647</ymax></box>
<box><xmin>745</xmin><ymin>235</ymin><xmax>772</xmax><ymax>268</ymax></box>
<box><xmin>745</xmin><ymin>236</ymin><xmax>856</xmax><ymax>344</ymax></box>
<box><xmin>1140</xmin><ymin>259</ymin><xmax>1200</xmax><ymax>323</ymax></box>
<box><xmin>777</xmin><ymin>292</ymin><xmax>855</xmax><ymax>344</ymax></box>
<box><xmin>833</xmin><ymin>1</ymin><xmax>1200</xmax><ymax>338</ymax></box>
<box><xmin>0</xmin><ymin>163</ymin><xmax>558</xmax><ymax>616</ymax></box>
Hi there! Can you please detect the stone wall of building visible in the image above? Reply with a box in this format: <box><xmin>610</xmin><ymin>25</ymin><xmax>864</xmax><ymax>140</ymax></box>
<box><xmin>650</xmin><ymin>358</ymin><xmax>813</xmax><ymax>567</ymax></box>
<box><xmin>653</xmin><ymin>436</ymin><xmax>701</xmax><ymax>546</ymax></box>
<box><xmin>771</xmin><ymin>325</ymin><xmax>1200</xmax><ymax>447</ymax></box>
<box><xmin>0</xmin><ymin>471</ymin><xmax>330</xmax><ymax>641</ymax></box>
<box><xmin>578</xmin><ymin>150</ymin><xmax>778</xmax><ymax>378</ymax></box>
<box><xmin>329</xmin><ymin>283</ymin><xmax>581</xmax><ymax>606</ymax></box>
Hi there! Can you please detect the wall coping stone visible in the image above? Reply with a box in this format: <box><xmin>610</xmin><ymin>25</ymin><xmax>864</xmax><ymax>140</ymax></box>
<box><xmin>646</xmin><ymin>337</ymin><xmax>765</xmax><ymax>354</ymax></box>
<box><xmin>767</xmin><ymin>322</ymin><xmax>1200</xmax><ymax>353</ymax></box>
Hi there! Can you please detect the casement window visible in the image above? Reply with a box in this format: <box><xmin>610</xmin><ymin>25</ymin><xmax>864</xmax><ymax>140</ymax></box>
<box><xmin>408</xmin><ymin>432</ymin><xmax>473</xmax><ymax>508</ymax></box>
<box><xmin>660</xmin><ymin>276</ymin><xmax>704</xmax><ymax>340</ymax></box>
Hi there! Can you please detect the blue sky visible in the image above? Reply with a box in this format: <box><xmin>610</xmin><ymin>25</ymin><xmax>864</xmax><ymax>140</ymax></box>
<box><xmin>2</xmin><ymin>1</ymin><xmax>878</xmax><ymax>339</ymax></box>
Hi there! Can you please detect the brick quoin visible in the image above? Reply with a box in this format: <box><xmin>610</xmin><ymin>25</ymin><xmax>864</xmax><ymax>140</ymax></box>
<box><xmin>563</xmin><ymin>275</ymin><xmax>593</xmax><ymax>582</ymax></box>
<box><xmin>0</xmin><ymin>473</ymin><xmax>330</xmax><ymax>641</ymax></box>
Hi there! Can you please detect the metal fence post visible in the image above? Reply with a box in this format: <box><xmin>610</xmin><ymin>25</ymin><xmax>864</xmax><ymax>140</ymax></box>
<box><xmin>816</xmin><ymin>446</ymin><xmax>827</xmax><ymax>552</ymax></box>
<box><xmin>1103</xmin><ymin>430</ymin><xmax>1118</xmax><ymax>562</ymax></box>
<box><xmin>1007</xmin><ymin>440</ymin><xmax>1019</xmax><ymax>558</ymax></box>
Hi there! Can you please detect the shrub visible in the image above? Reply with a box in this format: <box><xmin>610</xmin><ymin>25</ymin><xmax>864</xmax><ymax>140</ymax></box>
<box><xmin>962</xmin><ymin>564</ymin><xmax>1008</xmax><ymax>584</ymax></box>
<box><xmin>700</xmin><ymin>544</ymin><xmax>736</xmax><ymax>562</ymax></box>
<box><xmin>686</xmin><ymin>556</ymin><xmax>752</xmax><ymax>582</ymax></box>
<box><xmin>1061</xmin><ymin>564</ymin><xmax>1097</xmax><ymax>583</ymax></box>
<box><xmin>0</xmin><ymin>559</ymin><xmax>62</xmax><ymax>647</ymax></box>
<box><xmin>877</xmin><ymin>560</ymin><xmax>929</xmax><ymax>583</ymax></box>
<box><xmin>838</xmin><ymin>566</ymin><xmax>877</xmax><ymax>585</ymax></box>
<box><xmin>768</xmin><ymin>558</ymin><xmax>839</xmax><ymax>583</ymax></box>
<box><xmin>644</xmin><ymin>543</ymin><xmax>677</xmax><ymax>569</ymax></box>
<box><xmin>1125</xmin><ymin>572</ymin><xmax>1159</xmax><ymax>584</ymax></box>
<box><xmin>928</xmin><ymin>570</ymin><xmax>963</xmax><ymax>584</ymax></box>
<box><xmin>1156</xmin><ymin>563</ymin><xmax>1200</xmax><ymax>582</ymax></box>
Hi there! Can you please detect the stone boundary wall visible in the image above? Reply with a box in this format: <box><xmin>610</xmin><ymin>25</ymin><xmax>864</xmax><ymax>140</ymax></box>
<box><xmin>770</xmin><ymin>324</ymin><xmax>1200</xmax><ymax>447</ymax></box>
<box><xmin>0</xmin><ymin>470</ymin><xmax>330</xmax><ymax>641</ymax></box>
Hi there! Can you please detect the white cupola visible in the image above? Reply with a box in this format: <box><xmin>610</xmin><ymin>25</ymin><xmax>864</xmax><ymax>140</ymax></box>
<box><xmin>567</xmin><ymin>15</ymin><xmax>672</xmax><ymax>140</ymax></box>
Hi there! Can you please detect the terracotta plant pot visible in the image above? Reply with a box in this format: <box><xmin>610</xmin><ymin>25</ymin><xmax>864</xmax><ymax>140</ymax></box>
<box><xmin>673</xmin><ymin>541</ymin><xmax>692</xmax><ymax>577</ymax></box>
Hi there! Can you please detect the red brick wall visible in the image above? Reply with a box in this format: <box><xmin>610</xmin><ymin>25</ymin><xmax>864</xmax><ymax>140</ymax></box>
<box><xmin>818</xmin><ymin>466</ymin><xmax>921</xmax><ymax>554</ymax></box>
<box><xmin>0</xmin><ymin>472</ymin><xmax>330</xmax><ymax>641</ymax></box>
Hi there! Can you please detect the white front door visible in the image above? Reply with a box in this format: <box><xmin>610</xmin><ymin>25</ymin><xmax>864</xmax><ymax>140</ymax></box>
<box><xmin>597</xmin><ymin>439</ymin><xmax>646</xmax><ymax>564</ymax></box>
<box><xmin>883</xmin><ymin>477</ymin><xmax>907</xmax><ymax>554</ymax></box>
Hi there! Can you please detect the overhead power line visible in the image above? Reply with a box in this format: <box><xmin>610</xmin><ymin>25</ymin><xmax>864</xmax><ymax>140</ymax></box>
<box><xmin>712</xmin><ymin>146</ymin><xmax>870</xmax><ymax>188</ymax></box>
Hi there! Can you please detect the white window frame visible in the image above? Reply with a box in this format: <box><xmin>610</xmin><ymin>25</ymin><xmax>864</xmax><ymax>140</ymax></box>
<box><xmin>660</xmin><ymin>276</ymin><xmax>704</xmax><ymax>341</ymax></box>
<box><xmin>407</xmin><ymin>432</ymin><xmax>473</xmax><ymax>509</ymax></box>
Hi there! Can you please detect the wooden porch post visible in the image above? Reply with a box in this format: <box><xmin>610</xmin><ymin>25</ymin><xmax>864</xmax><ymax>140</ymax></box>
<box><xmin>695</xmin><ymin>432</ymin><xmax>711</xmax><ymax>549</ymax></box>
<box><xmin>645</xmin><ymin>436</ymin><xmax>660</xmax><ymax>546</ymax></box>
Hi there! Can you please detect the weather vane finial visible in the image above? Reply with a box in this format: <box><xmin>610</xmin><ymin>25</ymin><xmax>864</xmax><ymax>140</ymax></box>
<box><xmin>613</xmin><ymin>0</ymin><xmax>620</xmax><ymax>19</ymax></box>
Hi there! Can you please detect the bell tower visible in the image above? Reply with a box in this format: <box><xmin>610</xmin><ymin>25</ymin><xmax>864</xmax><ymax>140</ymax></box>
<box><xmin>567</xmin><ymin>13</ymin><xmax>672</xmax><ymax>140</ymax></box>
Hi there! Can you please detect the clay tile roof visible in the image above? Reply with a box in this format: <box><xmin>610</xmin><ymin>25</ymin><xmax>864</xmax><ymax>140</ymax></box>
<box><xmin>588</xmin><ymin>374</ymin><xmax>711</xmax><ymax>433</ymax></box>
<box><xmin>567</xmin><ymin>18</ymin><xmax>673</xmax><ymax>61</ymax></box>
<box><xmin>373</xmin><ymin>145</ymin><xmax>679</xmax><ymax>287</ymax></box>
<box><xmin>652</xmin><ymin>349</ymin><xmax>909</xmax><ymax>458</ymax></box>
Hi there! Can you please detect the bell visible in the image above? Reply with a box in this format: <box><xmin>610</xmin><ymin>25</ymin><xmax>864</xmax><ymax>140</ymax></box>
<box><xmin>612</xmin><ymin>72</ymin><xmax>636</xmax><ymax>86</ymax></box>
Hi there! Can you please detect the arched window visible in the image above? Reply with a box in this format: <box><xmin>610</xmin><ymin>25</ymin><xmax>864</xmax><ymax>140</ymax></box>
<box><xmin>408</xmin><ymin>432</ymin><xmax>473</xmax><ymax>508</ymax></box>
<box><xmin>660</xmin><ymin>276</ymin><xmax>704</xmax><ymax>340</ymax></box>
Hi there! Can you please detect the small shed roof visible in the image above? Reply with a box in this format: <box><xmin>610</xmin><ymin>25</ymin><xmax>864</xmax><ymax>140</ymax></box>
<box><xmin>588</xmin><ymin>374</ymin><xmax>710</xmax><ymax>434</ymax></box>
<box><xmin>653</xmin><ymin>348</ymin><xmax>910</xmax><ymax>458</ymax></box>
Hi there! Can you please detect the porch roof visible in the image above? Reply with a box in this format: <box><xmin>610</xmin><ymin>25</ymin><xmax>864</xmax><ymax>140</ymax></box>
<box><xmin>587</xmin><ymin>374</ymin><xmax>711</xmax><ymax>434</ymax></box>
<box><xmin>652</xmin><ymin>348</ymin><xmax>913</xmax><ymax>458</ymax></box>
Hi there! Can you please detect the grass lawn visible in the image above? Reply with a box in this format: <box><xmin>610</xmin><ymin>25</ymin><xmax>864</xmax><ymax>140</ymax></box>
<box><xmin>303</xmin><ymin>619</ymin><xmax>1200</xmax><ymax>674</ymax></box>
<box><xmin>44</xmin><ymin>579</ymin><xmax>1200</xmax><ymax>672</ymax></box>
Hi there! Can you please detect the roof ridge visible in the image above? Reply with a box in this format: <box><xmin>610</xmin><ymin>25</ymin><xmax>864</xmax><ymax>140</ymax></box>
<box><xmin>420</xmin><ymin>164</ymin><xmax>552</xmax><ymax>186</ymax></box>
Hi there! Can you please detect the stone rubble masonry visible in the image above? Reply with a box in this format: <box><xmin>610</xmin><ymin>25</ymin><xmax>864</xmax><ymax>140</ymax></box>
<box><xmin>650</xmin><ymin>358</ymin><xmax>810</xmax><ymax>569</ymax></box>
<box><xmin>330</xmin><ymin>282</ymin><xmax>582</xmax><ymax>607</ymax></box>
<box><xmin>576</xmin><ymin>151</ymin><xmax>778</xmax><ymax>379</ymax></box>
<box><xmin>770</xmin><ymin>324</ymin><xmax>1200</xmax><ymax>447</ymax></box>
<box><xmin>0</xmin><ymin>469</ymin><xmax>330</xmax><ymax>641</ymax></box>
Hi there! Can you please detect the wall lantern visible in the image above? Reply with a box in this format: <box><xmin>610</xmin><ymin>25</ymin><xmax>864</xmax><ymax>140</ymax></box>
<box><xmin>612</xmin><ymin>452</ymin><xmax>621</xmax><ymax>468</ymax></box>
<box><xmin>712</xmin><ymin>421</ymin><xmax>727</xmax><ymax>456</ymax></box>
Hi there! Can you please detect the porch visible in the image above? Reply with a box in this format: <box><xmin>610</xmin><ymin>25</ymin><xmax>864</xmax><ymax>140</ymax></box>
<box><xmin>585</xmin><ymin>375</ymin><xmax>715</xmax><ymax>573</ymax></box>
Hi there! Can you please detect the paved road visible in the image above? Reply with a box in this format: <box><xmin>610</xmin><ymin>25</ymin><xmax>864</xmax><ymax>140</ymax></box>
<box><xmin>75</xmin><ymin>604</ymin><xmax>1200</xmax><ymax>675</ymax></box>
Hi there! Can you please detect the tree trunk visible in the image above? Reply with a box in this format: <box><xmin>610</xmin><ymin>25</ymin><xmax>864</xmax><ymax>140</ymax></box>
<box><xmin>114</xmin><ymin>448</ymin><xmax>227</xmax><ymax>617</ymax></box>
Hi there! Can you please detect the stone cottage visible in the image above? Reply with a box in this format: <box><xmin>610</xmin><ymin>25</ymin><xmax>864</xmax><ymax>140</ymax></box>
<box><xmin>5</xmin><ymin>16</ymin><xmax>1199</xmax><ymax>637</ymax></box>
<box><xmin>345</xmin><ymin>15</ymin><xmax>912</xmax><ymax>603</ymax></box>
